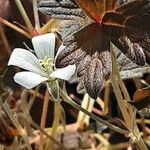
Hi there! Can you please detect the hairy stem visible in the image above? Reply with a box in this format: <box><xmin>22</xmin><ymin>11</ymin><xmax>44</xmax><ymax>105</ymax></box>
<box><xmin>59</xmin><ymin>88</ymin><xmax>128</xmax><ymax>135</ymax></box>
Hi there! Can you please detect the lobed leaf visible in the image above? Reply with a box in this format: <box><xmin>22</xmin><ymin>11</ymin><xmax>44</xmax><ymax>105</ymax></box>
<box><xmin>38</xmin><ymin>0</ymin><xmax>86</xmax><ymax>20</ymax></box>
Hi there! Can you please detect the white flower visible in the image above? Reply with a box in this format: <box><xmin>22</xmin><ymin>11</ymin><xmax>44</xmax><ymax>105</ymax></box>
<box><xmin>8</xmin><ymin>33</ymin><xmax>76</xmax><ymax>89</ymax></box>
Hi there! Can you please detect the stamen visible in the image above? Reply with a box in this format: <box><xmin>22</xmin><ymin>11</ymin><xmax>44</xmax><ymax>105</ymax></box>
<box><xmin>39</xmin><ymin>56</ymin><xmax>54</xmax><ymax>72</ymax></box>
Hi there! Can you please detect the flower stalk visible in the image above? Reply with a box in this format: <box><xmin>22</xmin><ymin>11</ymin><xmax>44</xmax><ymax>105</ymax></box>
<box><xmin>15</xmin><ymin>0</ymin><xmax>33</xmax><ymax>33</ymax></box>
<box><xmin>47</xmin><ymin>101</ymin><xmax>62</xmax><ymax>150</ymax></box>
<box><xmin>33</xmin><ymin>0</ymin><xmax>40</xmax><ymax>30</ymax></box>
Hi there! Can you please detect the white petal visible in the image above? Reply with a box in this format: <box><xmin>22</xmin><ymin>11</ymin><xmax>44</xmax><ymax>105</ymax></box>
<box><xmin>14</xmin><ymin>71</ymin><xmax>48</xmax><ymax>89</ymax></box>
<box><xmin>32</xmin><ymin>33</ymin><xmax>55</xmax><ymax>59</ymax></box>
<box><xmin>50</xmin><ymin>65</ymin><xmax>76</xmax><ymax>80</ymax></box>
<box><xmin>55</xmin><ymin>43</ymin><xmax>66</xmax><ymax>61</ymax></box>
<box><xmin>8</xmin><ymin>48</ymin><xmax>45</xmax><ymax>76</ymax></box>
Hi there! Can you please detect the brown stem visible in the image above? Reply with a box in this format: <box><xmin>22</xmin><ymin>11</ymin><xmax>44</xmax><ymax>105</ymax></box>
<box><xmin>0</xmin><ymin>17</ymin><xmax>31</xmax><ymax>38</ymax></box>
<box><xmin>0</xmin><ymin>23</ymin><xmax>11</xmax><ymax>55</ymax></box>
<box><xmin>39</xmin><ymin>90</ymin><xmax>49</xmax><ymax>150</ymax></box>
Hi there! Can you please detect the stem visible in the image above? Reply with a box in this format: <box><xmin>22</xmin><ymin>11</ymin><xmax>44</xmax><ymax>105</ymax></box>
<box><xmin>137</xmin><ymin>138</ymin><xmax>148</xmax><ymax>150</ymax></box>
<box><xmin>111</xmin><ymin>45</ymin><xmax>130</xmax><ymax>101</ymax></box>
<box><xmin>39</xmin><ymin>90</ymin><xmax>49</xmax><ymax>150</ymax></box>
<box><xmin>38</xmin><ymin>19</ymin><xmax>56</xmax><ymax>34</ymax></box>
<box><xmin>28</xmin><ymin>86</ymin><xmax>40</xmax><ymax>111</ymax></box>
<box><xmin>110</xmin><ymin>44</ymin><xmax>131</xmax><ymax>128</ymax></box>
<box><xmin>94</xmin><ymin>134</ymin><xmax>110</xmax><ymax>146</ymax></box>
<box><xmin>110</xmin><ymin>75</ymin><xmax>130</xmax><ymax>128</ymax></box>
<box><xmin>28</xmin><ymin>118</ymin><xmax>67</xmax><ymax>150</ymax></box>
<box><xmin>103</xmin><ymin>82</ymin><xmax>110</xmax><ymax>114</ymax></box>
<box><xmin>19</xmin><ymin>91</ymin><xmax>67</xmax><ymax>150</ymax></box>
<box><xmin>47</xmin><ymin>102</ymin><xmax>61</xmax><ymax>150</ymax></box>
<box><xmin>59</xmin><ymin>88</ymin><xmax>128</xmax><ymax>135</ymax></box>
<box><xmin>77</xmin><ymin>94</ymin><xmax>90</xmax><ymax>127</ymax></box>
<box><xmin>97</xmin><ymin>142</ymin><xmax>130</xmax><ymax>150</ymax></box>
<box><xmin>0</xmin><ymin>24</ymin><xmax>11</xmax><ymax>55</ymax></box>
<box><xmin>3</xmin><ymin>102</ymin><xmax>24</xmax><ymax>134</ymax></box>
<box><xmin>15</xmin><ymin>0</ymin><xmax>33</xmax><ymax>33</ymax></box>
<box><xmin>0</xmin><ymin>17</ymin><xmax>31</xmax><ymax>38</ymax></box>
<box><xmin>2</xmin><ymin>101</ymin><xmax>32</xmax><ymax>150</ymax></box>
<box><xmin>110</xmin><ymin>43</ymin><xmax>147</xmax><ymax>150</ymax></box>
<box><xmin>33</xmin><ymin>0</ymin><xmax>40</xmax><ymax>30</ymax></box>
<box><xmin>77</xmin><ymin>94</ymin><xmax>94</xmax><ymax>128</ymax></box>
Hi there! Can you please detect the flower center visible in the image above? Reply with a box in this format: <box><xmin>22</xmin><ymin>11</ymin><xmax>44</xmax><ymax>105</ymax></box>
<box><xmin>39</xmin><ymin>56</ymin><xmax>54</xmax><ymax>73</ymax></box>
